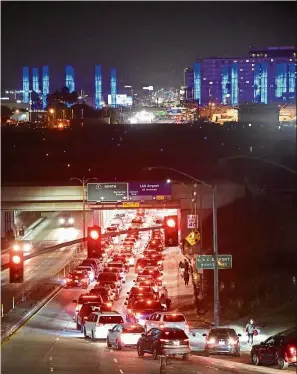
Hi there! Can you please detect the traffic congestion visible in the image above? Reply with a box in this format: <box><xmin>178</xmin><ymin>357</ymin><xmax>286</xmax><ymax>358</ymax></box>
<box><xmin>65</xmin><ymin>209</ymin><xmax>193</xmax><ymax>361</ymax></box>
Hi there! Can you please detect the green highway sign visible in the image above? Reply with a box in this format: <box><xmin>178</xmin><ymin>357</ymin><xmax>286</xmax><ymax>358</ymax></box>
<box><xmin>196</xmin><ymin>254</ymin><xmax>232</xmax><ymax>270</ymax></box>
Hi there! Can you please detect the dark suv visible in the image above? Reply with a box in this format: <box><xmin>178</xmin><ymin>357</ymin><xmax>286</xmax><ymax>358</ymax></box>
<box><xmin>203</xmin><ymin>328</ymin><xmax>241</xmax><ymax>357</ymax></box>
<box><xmin>251</xmin><ymin>328</ymin><xmax>296</xmax><ymax>370</ymax></box>
<box><xmin>137</xmin><ymin>327</ymin><xmax>190</xmax><ymax>360</ymax></box>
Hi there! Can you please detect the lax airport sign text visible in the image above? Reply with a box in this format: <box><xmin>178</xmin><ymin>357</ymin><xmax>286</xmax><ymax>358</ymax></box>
<box><xmin>87</xmin><ymin>181</ymin><xmax>172</xmax><ymax>202</ymax></box>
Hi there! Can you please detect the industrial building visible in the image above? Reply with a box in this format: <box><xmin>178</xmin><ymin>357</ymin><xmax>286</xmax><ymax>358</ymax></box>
<box><xmin>184</xmin><ymin>46</ymin><xmax>296</xmax><ymax>106</ymax></box>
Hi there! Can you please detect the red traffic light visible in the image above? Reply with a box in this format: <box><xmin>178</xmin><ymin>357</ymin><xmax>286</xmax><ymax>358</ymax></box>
<box><xmin>166</xmin><ymin>218</ymin><xmax>176</xmax><ymax>228</ymax></box>
<box><xmin>90</xmin><ymin>230</ymin><xmax>99</xmax><ymax>240</ymax></box>
<box><xmin>12</xmin><ymin>255</ymin><xmax>21</xmax><ymax>264</ymax></box>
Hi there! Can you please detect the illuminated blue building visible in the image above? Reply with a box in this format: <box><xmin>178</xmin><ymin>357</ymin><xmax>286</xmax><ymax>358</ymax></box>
<box><xmin>184</xmin><ymin>46</ymin><xmax>296</xmax><ymax>106</ymax></box>
<box><xmin>193</xmin><ymin>63</ymin><xmax>201</xmax><ymax>104</ymax></box>
<box><xmin>95</xmin><ymin>65</ymin><xmax>102</xmax><ymax>109</ymax></box>
<box><xmin>65</xmin><ymin>65</ymin><xmax>75</xmax><ymax>92</ymax></box>
<box><xmin>22</xmin><ymin>67</ymin><xmax>30</xmax><ymax>103</ymax></box>
<box><xmin>32</xmin><ymin>68</ymin><xmax>39</xmax><ymax>93</ymax></box>
<box><xmin>110</xmin><ymin>68</ymin><xmax>117</xmax><ymax>107</ymax></box>
<box><xmin>42</xmin><ymin>66</ymin><xmax>49</xmax><ymax>109</ymax></box>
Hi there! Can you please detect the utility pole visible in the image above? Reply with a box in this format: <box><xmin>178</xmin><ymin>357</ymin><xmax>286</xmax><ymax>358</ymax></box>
<box><xmin>69</xmin><ymin>177</ymin><xmax>97</xmax><ymax>240</ymax></box>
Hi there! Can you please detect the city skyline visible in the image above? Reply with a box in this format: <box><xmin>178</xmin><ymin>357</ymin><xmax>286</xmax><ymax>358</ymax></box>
<box><xmin>2</xmin><ymin>2</ymin><xmax>296</xmax><ymax>91</ymax></box>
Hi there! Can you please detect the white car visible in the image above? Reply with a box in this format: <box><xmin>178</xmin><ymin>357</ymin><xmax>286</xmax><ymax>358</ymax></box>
<box><xmin>107</xmin><ymin>323</ymin><xmax>145</xmax><ymax>350</ymax></box>
<box><xmin>76</xmin><ymin>266</ymin><xmax>95</xmax><ymax>282</ymax></box>
<box><xmin>84</xmin><ymin>311</ymin><xmax>125</xmax><ymax>339</ymax></box>
<box><xmin>144</xmin><ymin>312</ymin><xmax>189</xmax><ymax>335</ymax></box>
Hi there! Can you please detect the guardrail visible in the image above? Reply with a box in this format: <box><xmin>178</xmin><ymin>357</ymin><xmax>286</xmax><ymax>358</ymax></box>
<box><xmin>1</xmin><ymin>244</ymin><xmax>86</xmax><ymax>318</ymax></box>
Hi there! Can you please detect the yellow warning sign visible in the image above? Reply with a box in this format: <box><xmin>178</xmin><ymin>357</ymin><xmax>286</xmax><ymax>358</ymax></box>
<box><xmin>185</xmin><ymin>230</ymin><xmax>201</xmax><ymax>246</ymax></box>
<box><xmin>122</xmin><ymin>202</ymin><xmax>140</xmax><ymax>208</ymax></box>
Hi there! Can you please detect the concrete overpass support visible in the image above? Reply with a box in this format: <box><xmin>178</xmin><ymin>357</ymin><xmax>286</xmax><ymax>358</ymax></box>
<box><xmin>1</xmin><ymin>211</ymin><xmax>18</xmax><ymax>238</ymax></box>
<box><xmin>92</xmin><ymin>210</ymin><xmax>116</xmax><ymax>229</ymax></box>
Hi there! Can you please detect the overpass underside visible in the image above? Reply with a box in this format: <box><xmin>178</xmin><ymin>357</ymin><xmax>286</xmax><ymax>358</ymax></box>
<box><xmin>1</xmin><ymin>200</ymin><xmax>181</xmax><ymax>212</ymax></box>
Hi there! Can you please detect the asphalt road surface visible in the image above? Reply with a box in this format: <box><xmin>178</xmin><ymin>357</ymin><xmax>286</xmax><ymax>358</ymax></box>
<box><xmin>1</xmin><ymin>211</ymin><xmax>93</xmax><ymax>314</ymax></box>
<box><xmin>1</xmin><ymin>230</ymin><xmax>283</xmax><ymax>374</ymax></box>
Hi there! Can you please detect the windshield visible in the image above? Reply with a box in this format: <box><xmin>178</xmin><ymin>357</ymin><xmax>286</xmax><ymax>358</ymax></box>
<box><xmin>99</xmin><ymin>316</ymin><xmax>124</xmax><ymax>324</ymax></box>
<box><xmin>132</xmin><ymin>301</ymin><xmax>162</xmax><ymax>311</ymax></box>
<box><xmin>160</xmin><ymin>330</ymin><xmax>188</xmax><ymax>339</ymax></box>
<box><xmin>163</xmin><ymin>314</ymin><xmax>185</xmax><ymax>322</ymax></box>
<box><xmin>78</xmin><ymin>296</ymin><xmax>102</xmax><ymax>305</ymax></box>
<box><xmin>122</xmin><ymin>325</ymin><xmax>144</xmax><ymax>333</ymax></box>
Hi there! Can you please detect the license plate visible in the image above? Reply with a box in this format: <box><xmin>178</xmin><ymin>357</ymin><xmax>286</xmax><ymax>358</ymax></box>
<box><xmin>173</xmin><ymin>341</ymin><xmax>180</xmax><ymax>346</ymax></box>
<box><xmin>74</xmin><ymin>280</ymin><xmax>78</xmax><ymax>283</ymax></box>
<box><xmin>218</xmin><ymin>341</ymin><xmax>225</xmax><ymax>345</ymax></box>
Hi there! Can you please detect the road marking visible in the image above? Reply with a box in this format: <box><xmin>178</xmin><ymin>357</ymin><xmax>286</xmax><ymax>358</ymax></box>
<box><xmin>119</xmin><ymin>370</ymin><xmax>124</xmax><ymax>374</ymax></box>
<box><xmin>113</xmin><ymin>358</ymin><xmax>118</xmax><ymax>363</ymax></box>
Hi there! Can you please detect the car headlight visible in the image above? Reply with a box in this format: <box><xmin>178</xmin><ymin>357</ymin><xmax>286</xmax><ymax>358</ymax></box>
<box><xmin>59</xmin><ymin>218</ymin><xmax>65</xmax><ymax>224</ymax></box>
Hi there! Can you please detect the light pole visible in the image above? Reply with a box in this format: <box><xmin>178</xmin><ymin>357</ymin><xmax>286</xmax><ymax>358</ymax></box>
<box><xmin>69</xmin><ymin>177</ymin><xmax>97</xmax><ymax>240</ymax></box>
<box><xmin>146</xmin><ymin>166</ymin><xmax>220</xmax><ymax>326</ymax></box>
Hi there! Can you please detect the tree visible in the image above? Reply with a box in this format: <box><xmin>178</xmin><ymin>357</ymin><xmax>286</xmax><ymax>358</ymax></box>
<box><xmin>46</xmin><ymin>86</ymin><xmax>78</xmax><ymax>107</ymax></box>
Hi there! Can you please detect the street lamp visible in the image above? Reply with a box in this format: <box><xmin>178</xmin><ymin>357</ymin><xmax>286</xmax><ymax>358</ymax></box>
<box><xmin>146</xmin><ymin>166</ymin><xmax>220</xmax><ymax>327</ymax></box>
<box><xmin>69</xmin><ymin>177</ymin><xmax>98</xmax><ymax>240</ymax></box>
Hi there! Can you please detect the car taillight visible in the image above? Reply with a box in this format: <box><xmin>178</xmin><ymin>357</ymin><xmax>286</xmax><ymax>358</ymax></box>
<box><xmin>185</xmin><ymin>324</ymin><xmax>189</xmax><ymax>329</ymax></box>
<box><xmin>157</xmin><ymin>276</ymin><xmax>162</xmax><ymax>280</ymax></box>
<box><xmin>184</xmin><ymin>338</ymin><xmax>189</xmax><ymax>342</ymax></box>
<box><xmin>160</xmin><ymin>339</ymin><xmax>169</xmax><ymax>343</ymax></box>
<box><xmin>289</xmin><ymin>346</ymin><xmax>296</xmax><ymax>355</ymax></box>
<box><xmin>159</xmin><ymin>324</ymin><xmax>164</xmax><ymax>328</ymax></box>
<box><xmin>208</xmin><ymin>338</ymin><xmax>216</xmax><ymax>344</ymax></box>
<box><xmin>106</xmin><ymin>302</ymin><xmax>112</xmax><ymax>308</ymax></box>
<box><xmin>228</xmin><ymin>338</ymin><xmax>236</xmax><ymax>345</ymax></box>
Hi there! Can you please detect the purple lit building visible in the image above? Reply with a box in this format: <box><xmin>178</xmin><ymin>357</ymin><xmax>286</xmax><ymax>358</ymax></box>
<box><xmin>184</xmin><ymin>46</ymin><xmax>296</xmax><ymax>106</ymax></box>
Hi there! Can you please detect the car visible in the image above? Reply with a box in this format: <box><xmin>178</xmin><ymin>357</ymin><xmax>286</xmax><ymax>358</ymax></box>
<box><xmin>76</xmin><ymin>265</ymin><xmax>96</xmax><ymax>282</ymax></box>
<box><xmin>141</xmin><ymin>267</ymin><xmax>163</xmax><ymax>285</ymax></box>
<box><xmin>106</xmin><ymin>262</ymin><xmax>126</xmax><ymax>282</ymax></box>
<box><xmin>126</xmin><ymin>286</ymin><xmax>158</xmax><ymax>303</ymax></box>
<box><xmin>76</xmin><ymin>302</ymin><xmax>103</xmax><ymax>330</ymax></box>
<box><xmin>81</xmin><ymin>259</ymin><xmax>102</xmax><ymax>274</ymax></box>
<box><xmin>73</xmin><ymin>294</ymin><xmax>104</xmax><ymax>322</ymax></box>
<box><xmin>91</xmin><ymin>285</ymin><xmax>115</xmax><ymax>301</ymax></box>
<box><xmin>203</xmin><ymin>328</ymin><xmax>241</xmax><ymax>357</ymax></box>
<box><xmin>84</xmin><ymin>311</ymin><xmax>125</xmax><ymax>339</ymax></box>
<box><xmin>97</xmin><ymin>272</ymin><xmax>122</xmax><ymax>291</ymax></box>
<box><xmin>58</xmin><ymin>214</ymin><xmax>75</xmax><ymax>227</ymax></box>
<box><xmin>136</xmin><ymin>258</ymin><xmax>162</xmax><ymax>273</ymax></box>
<box><xmin>110</xmin><ymin>256</ymin><xmax>130</xmax><ymax>272</ymax></box>
<box><xmin>120</xmin><ymin>249</ymin><xmax>135</xmax><ymax>266</ymax></box>
<box><xmin>137</xmin><ymin>327</ymin><xmax>190</xmax><ymax>360</ymax></box>
<box><xmin>97</xmin><ymin>281</ymin><xmax>120</xmax><ymax>300</ymax></box>
<box><xmin>107</xmin><ymin>323</ymin><xmax>145</xmax><ymax>350</ymax></box>
<box><xmin>65</xmin><ymin>270</ymin><xmax>90</xmax><ymax>288</ymax></box>
<box><xmin>145</xmin><ymin>312</ymin><xmax>189</xmax><ymax>335</ymax></box>
<box><xmin>135</xmin><ymin>279</ymin><xmax>160</xmax><ymax>293</ymax></box>
<box><xmin>127</xmin><ymin>299</ymin><xmax>165</xmax><ymax>325</ymax></box>
<box><xmin>89</xmin><ymin>289</ymin><xmax>113</xmax><ymax>310</ymax></box>
<box><xmin>251</xmin><ymin>328</ymin><xmax>296</xmax><ymax>369</ymax></box>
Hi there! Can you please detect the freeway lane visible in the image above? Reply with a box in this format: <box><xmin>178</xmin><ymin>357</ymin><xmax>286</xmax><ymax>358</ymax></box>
<box><xmin>1</xmin><ymin>211</ymin><xmax>93</xmax><ymax>265</ymax></box>
<box><xmin>2</xmin><ymin>230</ymin><xmax>279</xmax><ymax>374</ymax></box>
<box><xmin>1</xmin><ymin>245</ymin><xmax>241</xmax><ymax>374</ymax></box>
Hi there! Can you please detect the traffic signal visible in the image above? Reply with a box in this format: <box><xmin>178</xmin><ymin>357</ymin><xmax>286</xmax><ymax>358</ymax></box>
<box><xmin>87</xmin><ymin>225</ymin><xmax>102</xmax><ymax>258</ymax></box>
<box><xmin>9</xmin><ymin>242</ymin><xmax>24</xmax><ymax>283</ymax></box>
<box><xmin>164</xmin><ymin>215</ymin><xmax>179</xmax><ymax>247</ymax></box>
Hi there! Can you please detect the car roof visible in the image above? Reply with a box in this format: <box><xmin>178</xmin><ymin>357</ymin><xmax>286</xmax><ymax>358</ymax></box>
<box><xmin>93</xmin><ymin>311</ymin><xmax>121</xmax><ymax>316</ymax></box>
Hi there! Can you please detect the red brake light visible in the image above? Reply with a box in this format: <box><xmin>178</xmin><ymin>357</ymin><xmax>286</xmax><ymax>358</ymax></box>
<box><xmin>160</xmin><ymin>339</ymin><xmax>169</xmax><ymax>342</ymax></box>
<box><xmin>184</xmin><ymin>338</ymin><xmax>189</xmax><ymax>342</ymax></box>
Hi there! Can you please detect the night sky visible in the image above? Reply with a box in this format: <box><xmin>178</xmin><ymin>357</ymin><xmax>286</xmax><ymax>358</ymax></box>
<box><xmin>1</xmin><ymin>1</ymin><xmax>296</xmax><ymax>92</ymax></box>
